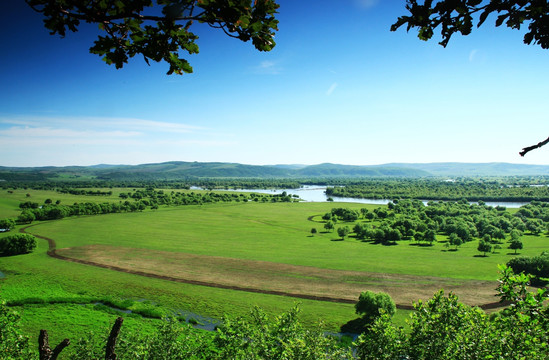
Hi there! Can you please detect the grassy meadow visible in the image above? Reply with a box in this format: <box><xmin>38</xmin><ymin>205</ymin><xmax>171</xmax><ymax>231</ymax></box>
<box><xmin>1</xmin><ymin>188</ymin><xmax>548</xmax><ymax>347</ymax></box>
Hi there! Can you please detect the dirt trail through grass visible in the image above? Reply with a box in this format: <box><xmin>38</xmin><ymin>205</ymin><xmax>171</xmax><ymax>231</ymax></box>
<box><xmin>21</xmin><ymin>225</ymin><xmax>504</xmax><ymax>311</ymax></box>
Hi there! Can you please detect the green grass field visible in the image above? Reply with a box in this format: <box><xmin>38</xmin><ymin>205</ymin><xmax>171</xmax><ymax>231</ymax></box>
<box><xmin>1</xmin><ymin>188</ymin><xmax>548</xmax><ymax>347</ymax></box>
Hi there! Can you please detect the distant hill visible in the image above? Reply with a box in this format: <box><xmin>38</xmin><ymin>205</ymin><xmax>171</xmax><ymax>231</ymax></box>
<box><xmin>294</xmin><ymin>163</ymin><xmax>429</xmax><ymax>177</ymax></box>
<box><xmin>385</xmin><ymin>162</ymin><xmax>549</xmax><ymax>177</ymax></box>
<box><xmin>1</xmin><ymin>161</ymin><xmax>549</xmax><ymax>181</ymax></box>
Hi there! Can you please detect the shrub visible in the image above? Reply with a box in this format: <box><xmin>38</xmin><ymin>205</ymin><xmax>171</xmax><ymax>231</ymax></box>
<box><xmin>0</xmin><ymin>234</ymin><xmax>37</xmax><ymax>256</ymax></box>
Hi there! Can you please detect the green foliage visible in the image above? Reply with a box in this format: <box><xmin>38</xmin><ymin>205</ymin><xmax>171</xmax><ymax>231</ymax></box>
<box><xmin>355</xmin><ymin>291</ymin><xmax>396</xmax><ymax>321</ymax></box>
<box><xmin>327</xmin><ymin>178</ymin><xmax>549</xmax><ymax>201</ymax></box>
<box><xmin>509</xmin><ymin>238</ymin><xmax>523</xmax><ymax>254</ymax></box>
<box><xmin>392</xmin><ymin>0</ymin><xmax>549</xmax><ymax>50</ymax></box>
<box><xmin>323</xmin><ymin>220</ymin><xmax>334</xmax><ymax>232</ymax></box>
<box><xmin>355</xmin><ymin>265</ymin><xmax>549</xmax><ymax>360</ymax></box>
<box><xmin>213</xmin><ymin>306</ymin><xmax>352</xmax><ymax>359</ymax></box>
<box><xmin>0</xmin><ymin>234</ymin><xmax>36</xmax><ymax>256</ymax></box>
<box><xmin>0</xmin><ymin>301</ymin><xmax>34</xmax><ymax>359</ymax></box>
<box><xmin>337</xmin><ymin>225</ymin><xmax>350</xmax><ymax>239</ymax></box>
<box><xmin>0</xmin><ymin>218</ymin><xmax>16</xmax><ymax>230</ymax></box>
<box><xmin>448</xmin><ymin>232</ymin><xmax>463</xmax><ymax>249</ymax></box>
<box><xmin>26</xmin><ymin>0</ymin><xmax>279</xmax><ymax>75</ymax></box>
<box><xmin>354</xmin><ymin>312</ymin><xmax>406</xmax><ymax>360</ymax></box>
<box><xmin>507</xmin><ymin>251</ymin><xmax>549</xmax><ymax>279</ymax></box>
<box><xmin>477</xmin><ymin>240</ymin><xmax>492</xmax><ymax>256</ymax></box>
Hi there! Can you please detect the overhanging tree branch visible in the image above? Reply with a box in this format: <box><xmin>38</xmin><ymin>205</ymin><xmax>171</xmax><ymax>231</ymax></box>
<box><xmin>25</xmin><ymin>0</ymin><xmax>279</xmax><ymax>75</ymax></box>
<box><xmin>519</xmin><ymin>136</ymin><xmax>549</xmax><ymax>157</ymax></box>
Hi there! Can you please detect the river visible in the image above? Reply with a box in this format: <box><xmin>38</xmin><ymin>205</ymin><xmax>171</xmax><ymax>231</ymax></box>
<box><xmin>201</xmin><ymin>185</ymin><xmax>529</xmax><ymax>208</ymax></box>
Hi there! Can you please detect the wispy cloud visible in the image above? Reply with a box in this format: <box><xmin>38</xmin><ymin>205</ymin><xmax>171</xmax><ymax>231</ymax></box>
<box><xmin>354</xmin><ymin>0</ymin><xmax>379</xmax><ymax>9</ymax></box>
<box><xmin>254</xmin><ymin>60</ymin><xmax>282</xmax><ymax>74</ymax></box>
<box><xmin>0</xmin><ymin>116</ymin><xmax>204</xmax><ymax>134</ymax></box>
<box><xmin>0</xmin><ymin>115</ymin><xmax>237</xmax><ymax>166</ymax></box>
<box><xmin>469</xmin><ymin>49</ymin><xmax>478</xmax><ymax>62</ymax></box>
<box><xmin>326</xmin><ymin>83</ymin><xmax>338</xmax><ymax>96</ymax></box>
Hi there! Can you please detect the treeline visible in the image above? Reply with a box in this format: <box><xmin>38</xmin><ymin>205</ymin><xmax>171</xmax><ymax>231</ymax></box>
<box><xmin>322</xmin><ymin>199</ymin><xmax>549</xmax><ymax>248</ymax></box>
<box><xmin>326</xmin><ymin>178</ymin><xmax>549</xmax><ymax>201</ymax></box>
<box><xmin>14</xmin><ymin>189</ymin><xmax>297</xmax><ymax>224</ymax></box>
<box><xmin>1</xmin><ymin>178</ymin><xmax>302</xmax><ymax>191</ymax></box>
<box><xmin>57</xmin><ymin>188</ymin><xmax>113</xmax><ymax>196</ymax></box>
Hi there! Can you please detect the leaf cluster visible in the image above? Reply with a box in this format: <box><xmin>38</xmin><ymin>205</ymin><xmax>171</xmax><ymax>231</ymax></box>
<box><xmin>392</xmin><ymin>0</ymin><xmax>549</xmax><ymax>49</ymax></box>
<box><xmin>25</xmin><ymin>0</ymin><xmax>279</xmax><ymax>74</ymax></box>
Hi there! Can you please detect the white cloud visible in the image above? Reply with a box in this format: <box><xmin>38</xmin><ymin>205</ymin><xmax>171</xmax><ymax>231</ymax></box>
<box><xmin>326</xmin><ymin>83</ymin><xmax>338</xmax><ymax>96</ymax></box>
<box><xmin>0</xmin><ymin>115</ymin><xmax>236</xmax><ymax>166</ymax></box>
<box><xmin>0</xmin><ymin>116</ymin><xmax>204</xmax><ymax>134</ymax></box>
<box><xmin>354</xmin><ymin>0</ymin><xmax>379</xmax><ymax>9</ymax></box>
<box><xmin>254</xmin><ymin>60</ymin><xmax>282</xmax><ymax>74</ymax></box>
<box><xmin>469</xmin><ymin>49</ymin><xmax>478</xmax><ymax>62</ymax></box>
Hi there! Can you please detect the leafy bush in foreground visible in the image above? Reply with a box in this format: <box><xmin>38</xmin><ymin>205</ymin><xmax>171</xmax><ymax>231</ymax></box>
<box><xmin>355</xmin><ymin>265</ymin><xmax>549</xmax><ymax>360</ymax></box>
<box><xmin>2</xmin><ymin>266</ymin><xmax>547</xmax><ymax>359</ymax></box>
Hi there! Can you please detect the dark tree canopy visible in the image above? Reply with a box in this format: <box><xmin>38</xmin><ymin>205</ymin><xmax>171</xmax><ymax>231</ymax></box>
<box><xmin>26</xmin><ymin>0</ymin><xmax>279</xmax><ymax>75</ymax></box>
<box><xmin>391</xmin><ymin>0</ymin><xmax>549</xmax><ymax>49</ymax></box>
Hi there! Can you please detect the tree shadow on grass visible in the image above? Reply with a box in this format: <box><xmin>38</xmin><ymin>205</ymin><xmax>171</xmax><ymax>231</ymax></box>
<box><xmin>340</xmin><ymin>317</ymin><xmax>368</xmax><ymax>335</ymax></box>
<box><xmin>409</xmin><ymin>243</ymin><xmax>434</xmax><ymax>247</ymax></box>
<box><xmin>474</xmin><ymin>254</ymin><xmax>489</xmax><ymax>258</ymax></box>
<box><xmin>331</xmin><ymin>238</ymin><xmax>344</xmax><ymax>242</ymax></box>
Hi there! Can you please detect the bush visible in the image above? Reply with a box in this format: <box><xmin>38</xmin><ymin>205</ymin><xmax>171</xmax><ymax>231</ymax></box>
<box><xmin>507</xmin><ymin>252</ymin><xmax>549</xmax><ymax>280</ymax></box>
<box><xmin>0</xmin><ymin>301</ymin><xmax>34</xmax><ymax>359</ymax></box>
<box><xmin>355</xmin><ymin>291</ymin><xmax>396</xmax><ymax>320</ymax></box>
<box><xmin>0</xmin><ymin>234</ymin><xmax>37</xmax><ymax>256</ymax></box>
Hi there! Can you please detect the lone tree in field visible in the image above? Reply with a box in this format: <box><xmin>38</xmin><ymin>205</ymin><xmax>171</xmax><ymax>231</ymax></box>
<box><xmin>337</xmin><ymin>226</ymin><xmax>350</xmax><ymax>239</ymax></box>
<box><xmin>477</xmin><ymin>240</ymin><xmax>492</xmax><ymax>257</ymax></box>
<box><xmin>310</xmin><ymin>228</ymin><xmax>317</xmax><ymax>236</ymax></box>
<box><xmin>509</xmin><ymin>239</ymin><xmax>523</xmax><ymax>255</ymax></box>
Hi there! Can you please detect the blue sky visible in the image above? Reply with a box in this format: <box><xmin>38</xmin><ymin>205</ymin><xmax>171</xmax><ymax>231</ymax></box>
<box><xmin>1</xmin><ymin>1</ymin><xmax>548</xmax><ymax>167</ymax></box>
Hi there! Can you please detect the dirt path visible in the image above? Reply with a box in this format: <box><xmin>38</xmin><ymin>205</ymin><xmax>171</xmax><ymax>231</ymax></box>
<box><xmin>20</xmin><ymin>225</ymin><xmax>506</xmax><ymax>311</ymax></box>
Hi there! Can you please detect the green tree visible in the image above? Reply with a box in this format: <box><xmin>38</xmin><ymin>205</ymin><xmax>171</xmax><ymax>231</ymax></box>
<box><xmin>509</xmin><ymin>239</ymin><xmax>523</xmax><ymax>254</ymax></box>
<box><xmin>510</xmin><ymin>229</ymin><xmax>522</xmax><ymax>241</ymax></box>
<box><xmin>0</xmin><ymin>218</ymin><xmax>16</xmax><ymax>230</ymax></box>
<box><xmin>0</xmin><ymin>234</ymin><xmax>37</xmax><ymax>256</ymax></box>
<box><xmin>392</xmin><ymin>0</ymin><xmax>549</xmax><ymax>49</ymax></box>
<box><xmin>26</xmin><ymin>0</ymin><xmax>279</xmax><ymax>75</ymax></box>
<box><xmin>507</xmin><ymin>252</ymin><xmax>549</xmax><ymax>281</ymax></box>
<box><xmin>337</xmin><ymin>226</ymin><xmax>350</xmax><ymax>239</ymax></box>
<box><xmin>213</xmin><ymin>306</ymin><xmax>353</xmax><ymax>359</ymax></box>
<box><xmin>477</xmin><ymin>240</ymin><xmax>492</xmax><ymax>257</ymax></box>
<box><xmin>323</xmin><ymin>220</ymin><xmax>334</xmax><ymax>232</ymax></box>
<box><xmin>526</xmin><ymin>219</ymin><xmax>545</xmax><ymax>235</ymax></box>
<box><xmin>448</xmin><ymin>232</ymin><xmax>462</xmax><ymax>250</ymax></box>
<box><xmin>310</xmin><ymin>227</ymin><xmax>317</xmax><ymax>236</ymax></box>
<box><xmin>355</xmin><ymin>291</ymin><xmax>396</xmax><ymax>324</ymax></box>
<box><xmin>355</xmin><ymin>265</ymin><xmax>549</xmax><ymax>360</ymax></box>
